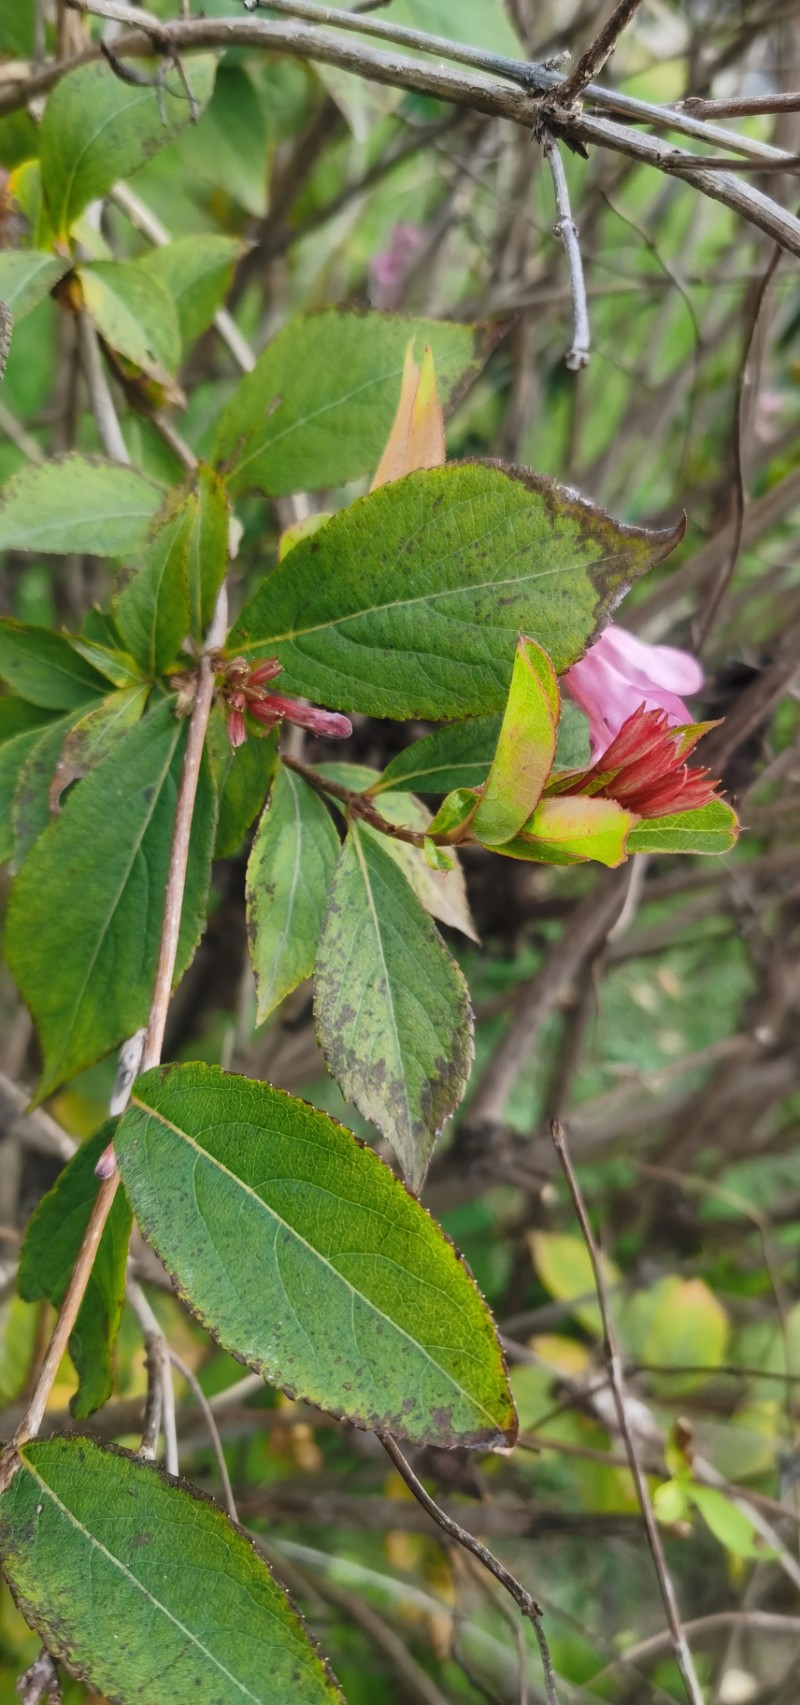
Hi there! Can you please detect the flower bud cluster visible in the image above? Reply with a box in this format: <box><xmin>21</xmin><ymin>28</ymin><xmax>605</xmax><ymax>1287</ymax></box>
<box><xmin>217</xmin><ymin>656</ymin><xmax>352</xmax><ymax>749</ymax></box>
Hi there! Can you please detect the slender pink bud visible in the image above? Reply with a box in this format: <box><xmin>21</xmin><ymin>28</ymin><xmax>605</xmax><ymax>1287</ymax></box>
<box><xmin>248</xmin><ymin>657</ymin><xmax>283</xmax><ymax>686</ymax></box>
<box><xmin>227</xmin><ymin>709</ymin><xmax>247</xmax><ymax>749</ymax></box>
<box><xmin>95</xmin><ymin>1141</ymin><xmax>117</xmax><ymax>1180</ymax></box>
<box><xmin>259</xmin><ymin>691</ymin><xmax>352</xmax><ymax>739</ymax></box>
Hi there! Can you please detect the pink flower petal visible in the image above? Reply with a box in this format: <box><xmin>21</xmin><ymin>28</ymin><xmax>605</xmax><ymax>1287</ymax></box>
<box><xmin>597</xmin><ymin>626</ymin><xmax>703</xmax><ymax>696</ymax></box>
<box><xmin>564</xmin><ymin>625</ymin><xmax>703</xmax><ymax>759</ymax></box>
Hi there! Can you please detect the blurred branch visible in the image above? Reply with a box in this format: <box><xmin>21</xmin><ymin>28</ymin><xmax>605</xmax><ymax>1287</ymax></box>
<box><xmin>76</xmin><ymin>309</ymin><xmax>129</xmax><ymax>463</ymax></box>
<box><xmin>550</xmin><ymin>1119</ymin><xmax>705</xmax><ymax>1705</ymax></box>
<box><xmin>537</xmin><ymin>127</ymin><xmax>591</xmax><ymax>370</ymax></box>
<box><xmin>380</xmin><ymin>1435</ymin><xmax>558</xmax><ymax>1705</ymax></box>
<box><xmin>3</xmin><ymin>7</ymin><xmax>800</xmax><ymax>257</ymax></box>
<box><xmin>694</xmin><ymin>244</ymin><xmax>783</xmax><ymax>651</ymax></box>
<box><xmin>556</xmin><ymin>0</ymin><xmax>645</xmax><ymax>107</ymax></box>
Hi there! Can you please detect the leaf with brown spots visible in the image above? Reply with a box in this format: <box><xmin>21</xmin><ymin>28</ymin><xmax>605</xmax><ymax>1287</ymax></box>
<box><xmin>0</xmin><ymin>1435</ymin><xmax>340</xmax><ymax>1702</ymax></box>
<box><xmin>114</xmin><ymin>1062</ymin><xmax>515</xmax><ymax>1449</ymax></box>
<box><xmin>314</xmin><ymin>822</ymin><xmax>474</xmax><ymax>1190</ymax></box>
<box><xmin>230</xmin><ymin>461</ymin><xmax>683</xmax><ymax>720</ymax></box>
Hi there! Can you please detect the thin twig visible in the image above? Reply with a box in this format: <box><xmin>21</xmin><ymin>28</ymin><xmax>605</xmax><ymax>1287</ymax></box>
<box><xmin>15</xmin><ymin>1649</ymin><xmax>61</xmax><ymax>1704</ymax></box>
<box><xmin>282</xmin><ymin>755</ymin><xmax>428</xmax><ymax>846</ymax></box>
<box><xmin>549</xmin><ymin>1120</ymin><xmax>705</xmax><ymax>1705</ymax></box>
<box><xmin>10</xmin><ymin>1174</ymin><xmax>121</xmax><ymax>1448</ymax></box>
<box><xmin>555</xmin><ymin>0</ymin><xmax>645</xmax><ymax>107</ymax></box>
<box><xmin>142</xmin><ymin>599</ymin><xmax>226</xmax><ymax>1074</ymax></box>
<box><xmin>224</xmin><ymin>0</ymin><xmax>796</xmax><ymax>164</ymax></box>
<box><xmin>75</xmin><ymin>310</ymin><xmax>129</xmax><ymax>464</ymax></box>
<box><xmin>538</xmin><ymin>128</ymin><xmax>590</xmax><ymax>370</ymax></box>
<box><xmin>127</xmin><ymin>1277</ymin><xmax>178</xmax><ymax>1476</ymax></box>
<box><xmin>594</xmin><ymin>1610</ymin><xmax>800</xmax><ymax>1676</ymax></box>
<box><xmin>7</xmin><ymin>13</ymin><xmax>800</xmax><ymax>257</ymax></box>
<box><xmin>167</xmin><ymin>1347</ymin><xmax>238</xmax><ymax>1521</ymax></box>
<box><xmin>678</xmin><ymin>92</ymin><xmax>800</xmax><ymax>119</ymax></box>
<box><xmin>694</xmin><ymin>243</ymin><xmax>782</xmax><ymax>651</ymax></box>
<box><xmin>379</xmin><ymin>1434</ymin><xmax>559</xmax><ymax>1705</ymax></box>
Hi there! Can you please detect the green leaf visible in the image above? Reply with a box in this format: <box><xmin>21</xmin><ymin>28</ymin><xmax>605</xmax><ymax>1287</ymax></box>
<box><xmin>653</xmin><ymin>1478</ymin><xmax>690</xmax><ymax>1526</ymax></box>
<box><xmin>231</xmin><ymin>463</ymin><xmax>681</xmax><ymax>718</ymax></box>
<box><xmin>140</xmin><ymin>235</ymin><xmax>242</xmax><ymax>348</ymax></box>
<box><xmin>78</xmin><ymin>261</ymin><xmax>181</xmax><ymax>381</ymax></box>
<box><xmin>186</xmin><ymin>464</ymin><xmax>229</xmax><ymax>640</ymax></box>
<box><xmin>66</xmin><ymin>637</ymin><xmax>145</xmax><ymax>689</ymax></box>
<box><xmin>315</xmin><ymin>823</ymin><xmax>473</xmax><ymax>1190</ymax></box>
<box><xmin>0</xmin><ymin>456</ymin><xmax>164</xmax><ymax>557</ymax></box>
<box><xmin>471</xmin><ymin>638</ymin><xmax>559</xmax><ymax>847</ymax></box>
<box><xmin>6</xmin><ymin>699</ymin><xmax>216</xmax><ymax>1099</ymax></box>
<box><xmin>49</xmin><ymin>684</ymin><xmax>150</xmax><ymax>812</ymax></box>
<box><xmin>310</xmin><ymin>761</ymin><xmax>477</xmax><ymax>938</ymax></box>
<box><xmin>114</xmin><ymin>490</ymin><xmax>193</xmax><ymax>677</ymax></box>
<box><xmin>0</xmin><ymin>252</ymin><xmax>67</xmax><ymax>321</ymax></box>
<box><xmin>0</xmin><ymin>1297</ymin><xmax>38</xmax><ymax>1406</ymax></box>
<box><xmin>553</xmin><ymin>698</ymin><xmax>591</xmax><ymax>770</ymax></box>
<box><xmin>686</xmin><ymin>1485</ymin><xmax>772</xmax><ymax>1560</ymax></box>
<box><xmin>247</xmin><ymin>762</ymin><xmax>340</xmax><ymax>1023</ymax></box>
<box><xmin>177</xmin><ymin>63</ymin><xmax>270</xmax><ymax>218</ymax></box>
<box><xmin>115</xmin><ymin>1062</ymin><xmax>516</xmax><ymax>1447</ymax></box>
<box><xmin>391</xmin><ymin>0</ymin><xmax>520</xmax><ymax>55</ymax></box>
<box><xmin>0</xmin><ymin>703</ymin><xmax>56</xmax><ymax>864</ymax></box>
<box><xmin>214</xmin><ymin>312</ymin><xmax>495</xmax><ymax>497</ymax></box>
<box><xmin>504</xmin><ymin>794</ymin><xmax>635</xmax><ymax>867</ymax></box>
<box><xmin>626</xmin><ymin>797</ymin><xmax>739</xmax><ymax>855</ymax></box>
<box><xmin>17</xmin><ymin>1127</ymin><xmax>132</xmax><ymax>1417</ymax></box>
<box><xmin>359</xmin><ymin>788</ymin><xmax>477</xmax><ymax>942</ymax></box>
<box><xmin>0</xmin><ymin>620</ymin><xmax>107</xmax><ymax>709</ymax></box>
<box><xmin>39</xmin><ymin>56</ymin><xmax>217</xmax><ymax>236</ymax></box>
<box><xmin>207</xmin><ymin>709</ymin><xmax>277</xmax><ymax>858</ymax></box>
<box><xmin>0</xmin><ymin>1436</ymin><xmax>342</xmax><ymax>1703</ymax></box>
<box><xmin>11</xmin><ymin>709</ymin><xmax>84</xmax><ymax>866</ymax></box>
<box><xmin>373</xmin><ymin>715</ymin><xmax>500</xmax><ymax>797</ymax></box>
<box><xmin>0</xmin><ymin>617</ymin><xmax>110</xmax><ymax>709</ymax></box>
<box><xmin>528</xmin><ymin>1231</ymin><xmax>622</xmax><ymax>1337</ymax></box>
<box><xmin>0</xmin><ymin>0</ymin><xmax>35</xmax><ymax>56</ymax></box>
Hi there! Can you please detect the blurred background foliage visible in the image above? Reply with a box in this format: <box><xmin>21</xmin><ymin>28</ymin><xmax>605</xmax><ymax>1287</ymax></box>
<box><xmin>1</xmin><ymin>0</ymin><xmax>800</xmax><ymax>1700</ymax></box>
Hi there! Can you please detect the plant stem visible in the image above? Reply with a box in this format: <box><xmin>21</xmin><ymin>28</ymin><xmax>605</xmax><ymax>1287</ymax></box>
<box><xmin>380</xmin><ymin>1433</ymin><xmax>559</xmax><ymax>1705</ymax></box>
<box><xmin>11</xmin><ymin>1173</ymin><xmax>120</xmax><ymax>1448</ymax></box>
<box><xmin>282</xmin><ymin>754</ymin><xmax>429</xmax><ymax>847</ymax></box>
<box><xmin>538</xmin><ymin>129</ymin><xmax>590</xmax><ymax>370</ymax></box>
<box><xmin>7</xmin><ymin>592</ymin><xmax>227</xmax><ymax>1450</ymax></box>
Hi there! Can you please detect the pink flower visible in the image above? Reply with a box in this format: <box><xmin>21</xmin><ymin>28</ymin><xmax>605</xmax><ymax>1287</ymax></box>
<box><xmin>369</xmin><ymin>223</ymin><xmax>425</xmax><ymax>311</ymax></box>
<box><xmin>551</xmin><ymin>706</ymin><xmax>721</xmax><ymax>819</ymax></box>
<box><xmin>563</xmin><ymin>625</ymin><xmax>703</xmax><ymax>761</ymax></box>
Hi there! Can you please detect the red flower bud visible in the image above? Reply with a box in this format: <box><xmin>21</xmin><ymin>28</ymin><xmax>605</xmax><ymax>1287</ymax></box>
<box><xmin>248</xmin><ymin>657</ymin><xmax>283</xmax><ymax>686</ymax></box>
<box><xmin>227</xmin><ymin>709</ymin><xmax>247</xmax><ymax>749</ymax></box>
<box><xmin>556</xmin><ymin>706</ymin><xmax>721</xmax><ymax>820</ymax></box>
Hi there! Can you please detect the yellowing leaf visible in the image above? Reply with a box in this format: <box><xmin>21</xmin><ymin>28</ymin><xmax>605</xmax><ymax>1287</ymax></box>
<box><xmin>505</xmin><ymin>794</ymin><xmax>634</xmax><ymax>866</ymax></box>
<box><xmin>626</xmin><ymin>1276</ymin><xmax>729</xmax><ymax>1393</ymax></box>
<box><xmin>371</xmin><ymin>341</ymin><xmax>445</xmax><ymax>490</ymax></box>
<box><xmin>528</xmin><ymin>1231</ymin><xmax>622</xmax><ymax>1337</ymax></box>
<box><xmin>471</xmin><ymin>637</ymin><xmax>559</xmax><ymax>846</ymax></box>
<box><xmin>528</xmin><ymin>1334</ymin><xmax>591</xmax><ymax>1376</ymax></box>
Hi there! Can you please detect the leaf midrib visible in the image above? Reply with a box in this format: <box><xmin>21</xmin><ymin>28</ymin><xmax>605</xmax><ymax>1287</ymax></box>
<box><xmin>19</xmin><ymin>1459</ymin><xmax>265</xmax><ymax>1702</ymax></box>
<box><xmin>127</xmin><ymin>1093</ymin><xmax>502</xmax><ymax>1433</ymax></box>
<box><xmin>237</xmin><ymin>532</ymin><xmax>573</xmax><ymax>656</ymax></box>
